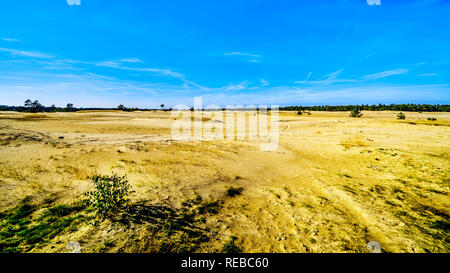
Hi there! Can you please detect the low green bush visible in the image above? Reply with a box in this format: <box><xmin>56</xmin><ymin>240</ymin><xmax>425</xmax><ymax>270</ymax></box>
<box><xmin>84</xmin><ymin>174</ymin><xmax>133</xmax><ymax>219</ymax></box>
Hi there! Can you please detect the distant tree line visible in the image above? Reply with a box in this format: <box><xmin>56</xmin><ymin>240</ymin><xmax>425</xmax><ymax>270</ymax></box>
<box><xmin>0</xmin><ymin>100</ymin><xmax>169</xmax><ymax>113</ymax></box>
<box><xmin>117</xmin><ymin>104</ymin><xmax>139</xmax><ymax>112</ymax></box>
<box><xmin>0</xmin><ymin>101</ymin><xmax>448</xmax><ymax>113</ymax></box>
<box><xmin>0</xmin><ymin>100</ymin><xmax>78</xmax><ymax>113</ymax></box>
<box><xmin>280</xmin><ymin>104</ymin><xmax>450</xmax><ymax>112</ymax></box>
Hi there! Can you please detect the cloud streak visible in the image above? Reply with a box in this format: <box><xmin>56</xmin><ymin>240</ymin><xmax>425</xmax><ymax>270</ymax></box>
<box><xmin>363</xmin><ymin>69</ymin><xmax>408</xmax><ymax>81</ymax></box>
<box><xmin>224</xmin><ymin>52</ymin><xmax>261</xmax><ymax>58</ymax></box>
<box><xmin>295</xmin><ymin>68</ymin><xmax>410</xmax><ymax>87</ymax></box>
<box><xmin>1</xmin><ymin>38</ymin><xmax>20</xmax><ymax>42</ymax></box>
<box><xmin>0</xmin><ymin>47</ymin><xmax>52</xmax><ymax>58</ymax></box>
<box><xmin>294</xmin><ymin>69</ymin><xmax>357</xmax><ymax>85</ymax></box>
<box><xmin>224</xmin><ymin>52</ymin><xmax>262</xmax><ymax>63</ymax></box>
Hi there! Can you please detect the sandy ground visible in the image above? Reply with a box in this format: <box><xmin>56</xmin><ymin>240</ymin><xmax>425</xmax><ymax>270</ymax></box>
<box><xmin>0</xmin><ymin>110</ymin><xmax>448</xmax><ymax>253</ymax></box>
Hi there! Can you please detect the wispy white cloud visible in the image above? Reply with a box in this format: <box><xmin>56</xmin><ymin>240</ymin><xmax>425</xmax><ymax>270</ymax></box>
<box><xmin>95</xmin><ymin>58</ymin><xmax>185</xmax><ymax>79</ymax></box>
<box><xmin>304</xmin><ymin>72</ymin><xmax>312</xmax><ymax>81</ymax></box>
<box><xmin>0</xmin><ymin>47</ymin><xmax>52</xmax><ymax>58</ymax></box>
<box><xmin>12</xmin><ymin>58</ymin><xmax>82</xmax><ymax>70</ymax></box>
<box><xmin>323</xmin><ymin>69</ymin><xmax>344</xmax><ymax>80</ymax></box>
<box><xmin>363</xmin><ymin>68</ymin><xmax>408</xmax><ymax>80</ymax></box>
<box><xmin>1</xmin><ymin>38</ymin><xmax>20</xmax><ymax>42</ymax></box>
<box><xmin>96</xmin><ymin>58</ymin><xmax>144</xmax><ymax>67</ymax></box>
<box><xmin>198</xmin><ymin>83</ymin><xmax>450</xmax><ymax>106</ymax></box>
<box><xmin>0</xmin><ymin>42</ymin><xmax>446</xmax><ymax>107</ymax></box>
<box><xmin>118</xmin><ymin>58</ymin><xmax>144</xmax><ymax>63</ymax></box>
<box><xmin>260</xmin><ymin>78</ymin><xmax>269</xmax><ymax>87</ymax></box>
<box><xmin>224</xmin><ymin>80</ymin><xmax>249</xmax><ymax>91</ymax></box>
<box><xmin>224</xmin><ymin>52</ymin><xmax>261</xmax><ymax>58</ymax></box>
<box><xmin>294</xmin><ymin>69</ymin><xmax>356</xmax><ymax>85</ymax></box>
<box><xmin>224</xmin><ymin>52</ymin><xmax>262</xmax><ymax>63</ymax></box>
<box><xmin>95</xmin><ymin>58</ymin><xmax>210</xmax><ymax>90</ymax></box>
<box><xmin>0</xmin><ymin>71</ymin><xmax>186</xmax><ymax>107</ymax></box>
<box><xmin>0</xmin><ymin>45</ymin><xmax>205</xmax><ymax>92</ymax></box>
<box><xmin>295</xmin><ymin>68</ymin><xmax>409</xmax><ymax>86</ymax></box>
<box><xmin>1</xmin><ymin>69</ymin><xmax>448</xmax><ymax>107</ymax></box>
<box><xmin>95</xmin><ymin>60</ymin><xmax>121</xmax><ymax>68</ymax></box>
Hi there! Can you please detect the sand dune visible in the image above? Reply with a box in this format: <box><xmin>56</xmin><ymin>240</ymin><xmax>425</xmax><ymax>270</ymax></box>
<box><xmin>0</xmin><ymin>110</ymin><xmax>448</xmax><ymax>253</ymax></box>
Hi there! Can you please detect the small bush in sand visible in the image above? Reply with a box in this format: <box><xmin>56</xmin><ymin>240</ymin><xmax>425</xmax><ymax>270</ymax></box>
<box><xmin>84</xmin><ymin>174</ymin><xmax>133</xmax><ymax>219</ymax></box>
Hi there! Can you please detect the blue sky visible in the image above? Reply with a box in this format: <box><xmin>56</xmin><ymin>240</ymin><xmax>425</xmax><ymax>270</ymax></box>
<box><xmin>0</xmin><ymin>0</ymin><xmax>449</xmax><ymax>108</ymax></box>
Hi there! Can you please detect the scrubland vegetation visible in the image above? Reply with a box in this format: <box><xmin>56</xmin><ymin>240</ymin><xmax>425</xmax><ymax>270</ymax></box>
<box><xmin>0</xmin><ymin>110</ymin><xmax>448</xmax><ymax>253</ymax></box>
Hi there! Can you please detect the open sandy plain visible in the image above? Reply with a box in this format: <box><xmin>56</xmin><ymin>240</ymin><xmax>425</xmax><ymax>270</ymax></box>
<box><xmin>0</xmin><ymin>110</ymin><xmax>448</xmax><ymax>253</ymax></box>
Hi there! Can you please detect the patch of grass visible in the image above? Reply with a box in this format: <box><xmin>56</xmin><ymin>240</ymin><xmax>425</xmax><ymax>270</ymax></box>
<box><xmin>385</xmin><ymin>200</ymin><xmax>399</xmax><ymax>207</ymax></box>
<box><xmin>104</xmin><ymin>240</ymin><xmax>115</xmax><ymax>247</ymax></box>
<box><xmin>222</xmin><ymin>236</ymin><xmax>241</xmax><ymax>253</ymax></box>
<box><xmin>181</xmin><ymin>194</ymin><xmax>203</xmax><ymax>207</ymax></box>
<box><xmin>343</xmin><ymin>185</ymin><xmax>356</xmax><ymax>194</ymax></box>
<box><xmin>394</xmin><ymin>210</ymin><xmax>411</xmax><ymax>218</ymax></box>
<box><xmin>39</xmin><ymin>203</ymin><xmax>84</xmax><ymax>219</ymax></box>
<box><xmin>370</xmin><ymin>185</ymin><xmax>386</xmax><ymax>194</ymax></box>
<box><xmin>415</xmin><ymin>205</ymin><xmax>449</xmax><ymax>218</ymax></box>
<box><xmin>392</xmin><ymin>188</ymin><xmax>405</xmax><ymax>194</ymax></box>
<box><xmin>283</xmin><ymin>187</ymin><xmax>293</xmax><ymax>197</ymax></box>
<box><xmin>226</xmin><ymin>187</ymin><xmax>244</xmax><ymax>197</ymax></box>
<box><xmin>97</xmin><ymin>240</ymin><xmax>115</xmax><ymax>253</ymax></box>
<box><xmin>23</xmin><ymin>114</ymin><xmax>48</xmax><ymax>119</ymax></box>
<box><xmin>8</xmin><ymin>203</ymin><xmax>35</xmax><ymax>225</ymax></box>
<box><xmin>430</xmin><ymin>221</ymin><xmax>450</xmax><ymax>233</ymax></box>
<box><xmin>197</xmin><ymin>200</ymin><xmax>221</xmax><ymax>214</ymax></box>
<box><xmin>428</xmin><ymin>188</ymin><xmax>446</xmax><ymax>195</ymax></box>
<box><xmin>0</xmin><ymin>201</ymin><xmax>85</xmax><ymax>253</ymax></box>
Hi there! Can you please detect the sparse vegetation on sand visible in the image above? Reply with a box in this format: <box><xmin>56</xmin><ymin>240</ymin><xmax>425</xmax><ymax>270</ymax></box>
<box><xmin>0</xmin><ymin>198</ymin><xmax>85</xmax><ymax>253</ymax></box>
<box><xmin>0</xmin><ymin>110</ymin><xmax>449</xmax><ymax>253</ymax></box>
<box><xmin>83</xmin><ymin>174</ymin><xmax>133</xmax><ymax>220</ymax></box>
<box><xmin>226</xmin><ymin>187</ymin><xmax>244</xmax><ymax>197</ymax></box>
<box><xmin>349</xmin><ymin>107</ymin><xmax>363</xmax><ymax>118</ymax></box>
<box><xmin>397</xmin><ymin>112</ymin><xmax>406</xmax><ymax>120</ymax></box>
<box><xmin>222</xmin><ymin>236</ymin><xmax>241</xmax><ymax>253</ymax></box>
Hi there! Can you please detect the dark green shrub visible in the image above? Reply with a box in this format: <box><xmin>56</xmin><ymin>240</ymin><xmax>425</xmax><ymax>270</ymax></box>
<box><xmin>84</xmin><ymin>174</ymin><xmax>133</xmax><ymax>219</ymax></box>
<box><xmin>297</xmin><ymin>111</ymin><xmax>302</xmax><ymax>115</ymax></box>
<box><xmin>39</xmin><ymin>204</ymin><xmax>84</xmax><ymax>219</ymax></box>
<box><xmin>397</xmin><ymin>112</ymin><xmax>406</xmax><ymax>120</ymax></box>
<box><xmin>349</xmin><ymin>107</ymin><xmax>363</xmax><ymax>118</ymax></box>
<box><xmin>428</xmin><ymin>117</ymin><xmax>437</xmax><ymax>121</ymax></box>
<box><xmin>222</xmin><ymin>236</ymin><xmax>241</xmax><ymax>253</ymax></box>
<box><xmin>226</xmin><ymin>187</ymin><xmax>244</xmax><ymax>197</ymax></box>
<box><xmin>197</xmin><ymin>200</ymin><xmax>221</xmax><ymax>214</ymax></box>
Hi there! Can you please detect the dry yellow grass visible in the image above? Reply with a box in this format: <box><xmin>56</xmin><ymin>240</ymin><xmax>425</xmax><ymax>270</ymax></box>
<box><xmin>0</xmin><ymin>110</ymin><xmax>448</xmax><ymax>253</ymax></box>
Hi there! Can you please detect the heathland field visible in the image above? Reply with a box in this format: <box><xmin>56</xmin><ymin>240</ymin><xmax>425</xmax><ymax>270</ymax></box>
<box><xmin>0</xmin><ymin>110</ymin><xmax>449</xmax><ymax>253</ymax></box>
